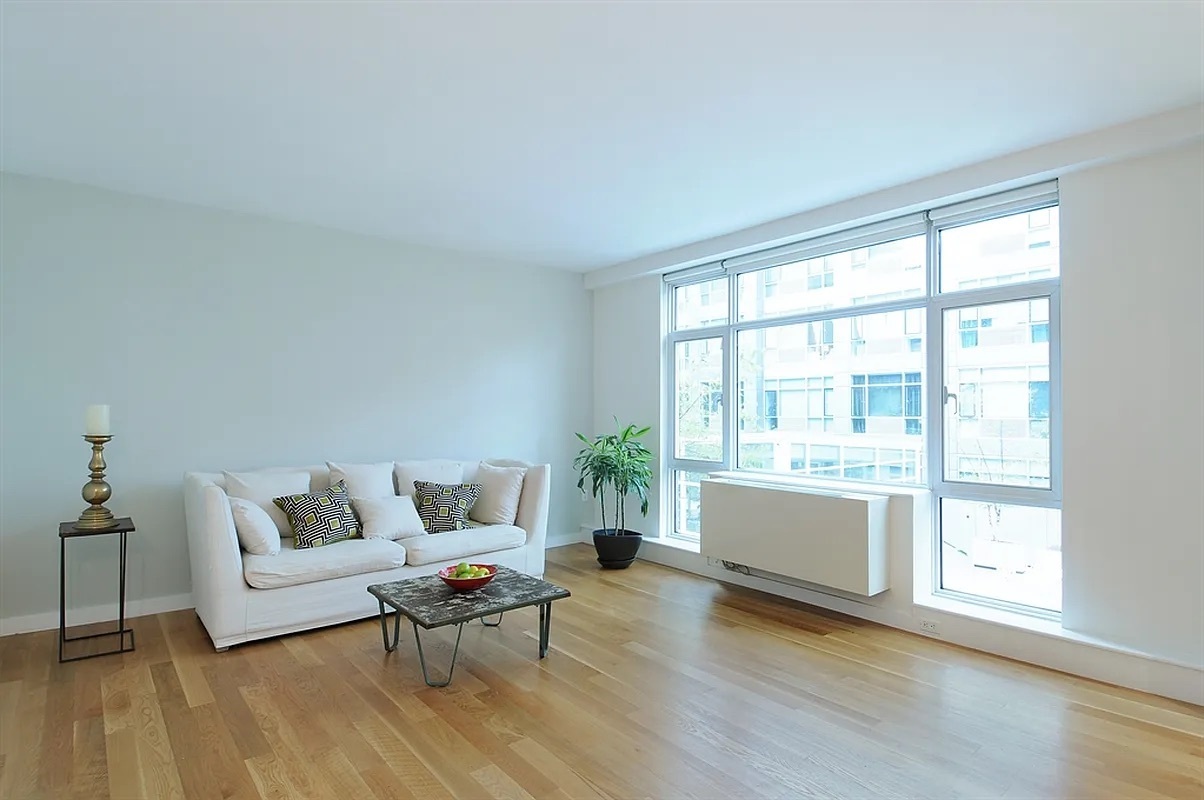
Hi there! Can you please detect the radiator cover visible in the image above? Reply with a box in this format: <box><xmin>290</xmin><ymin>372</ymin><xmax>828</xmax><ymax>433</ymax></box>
<box><xmin>700</xmin><ymin>477</ymin><xmax>890</xmax><ymax>596</ymax></box>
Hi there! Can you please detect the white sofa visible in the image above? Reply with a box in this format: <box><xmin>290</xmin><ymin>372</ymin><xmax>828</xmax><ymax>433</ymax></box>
<box><xmin>183</xmin><ymin>459</ymin><xmax>550</xmax><ymax>650</ymax></box>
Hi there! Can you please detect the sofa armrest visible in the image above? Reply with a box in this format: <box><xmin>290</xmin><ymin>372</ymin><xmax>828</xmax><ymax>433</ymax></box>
<box><xmin>183</xmin><ymin>473</ymin><xmax>248</xmax><ymax>648</ymax></box>
<box><xmin>511</xmin><ymin>463</ymin><xmax>550</xmax><ymax>576</ymax></box>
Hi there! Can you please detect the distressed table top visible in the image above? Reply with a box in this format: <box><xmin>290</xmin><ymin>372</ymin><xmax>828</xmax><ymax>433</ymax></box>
<box><xmin>368</xmin><ymin>565</ymin><xmax>571</xmax><ymax>629</ymax></box>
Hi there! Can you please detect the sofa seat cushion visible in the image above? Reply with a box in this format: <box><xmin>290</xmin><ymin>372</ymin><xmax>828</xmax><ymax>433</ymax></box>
<box><xmin>399</xmin><ymin>525</ymin><xmax>526</xmax><ymax>567</ymax></box>
<box><xmin>243</xmin><ymin>538</ymin><xmax>406</xmax><ymax>589</ymax></box>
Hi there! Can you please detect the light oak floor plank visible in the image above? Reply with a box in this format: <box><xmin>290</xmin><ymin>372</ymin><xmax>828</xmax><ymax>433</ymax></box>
<box><xmin>0</xmin><ymin>544</ymin><xmax>1199</xmax><ymax>799</ymax></box>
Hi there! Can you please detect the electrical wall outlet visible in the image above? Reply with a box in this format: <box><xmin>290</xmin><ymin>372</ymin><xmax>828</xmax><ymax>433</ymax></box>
<box><xmin>919</xmin><ymin>619</ymin><xmax>941</xmax><ymax>635</ymax></box>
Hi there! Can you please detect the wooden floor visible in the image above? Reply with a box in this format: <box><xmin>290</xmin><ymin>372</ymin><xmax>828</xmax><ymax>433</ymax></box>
<box><xmin>1</xmin><ymin>545</ymin><xmax>1201</xmax><ymax>800</ymax></box>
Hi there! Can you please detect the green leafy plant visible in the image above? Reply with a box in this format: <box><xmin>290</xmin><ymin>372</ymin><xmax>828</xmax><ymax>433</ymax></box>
<box><xmin>573</xmin><ymin>420</ymin><xmax>654</xmax><ymax>536</ymax></box>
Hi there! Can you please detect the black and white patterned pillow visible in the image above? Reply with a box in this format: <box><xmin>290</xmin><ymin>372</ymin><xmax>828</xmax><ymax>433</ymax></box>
<box><xmin>413</xmin><ymin>481</ymin><xmax>482</xmax><ymax>534</ymax></box>
<box><xmin>273</xmin><ymin>480</ymin><xmax>360</xmax><ymax>549</ymax></box>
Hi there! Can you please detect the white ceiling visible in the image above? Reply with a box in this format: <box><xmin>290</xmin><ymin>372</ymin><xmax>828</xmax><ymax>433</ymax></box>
<box><xmin>2</xmin><ymin>2</ymin><xmax>1202</xmax><ymax>272</ymax></box>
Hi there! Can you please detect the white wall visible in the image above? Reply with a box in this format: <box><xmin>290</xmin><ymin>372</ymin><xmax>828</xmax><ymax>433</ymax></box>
<box><xmin>587</xmin><ymin>275</ymin><xmax>662</xmax><ymax>532</ymax></box>
<box><xmin>0</xmin><ymin>173</ymin><xmax>592</xmax><ymax>626</ymax></box>
<box><xmin>588</xmin><ymin>139</ymin><xmax>1204</xmax><ymax>701</ymax></box>
<box><xmin>1060</xmin><ymin>142</ymin><xmax>1204</xmax><ymax>667</ymax></box>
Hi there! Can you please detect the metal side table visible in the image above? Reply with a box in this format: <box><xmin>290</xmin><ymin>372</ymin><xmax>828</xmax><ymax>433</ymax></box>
<box><xmin>58</xmin><ymin>517</ymin><xmax>136</xmax><ymax>662</ymax></box>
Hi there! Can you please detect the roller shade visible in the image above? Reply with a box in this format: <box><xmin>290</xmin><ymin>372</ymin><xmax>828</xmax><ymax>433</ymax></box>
<box><xmin>663</xmin><ymin>261</ymin><xmax>725</xmax><ymax>285</ymax></box>
<box><xmin>721</xmin><ymin>212</ymin><xmax>928</xmax><ymax>274</ymax></box>
<box><xmin>929</xmin><ymin>181</ymin><xmax>1058</xmax><ymax>228</ymax></box>
<box><xmin>663</xmin><ymin>181</ymin><xmax>1058</xmax><ymax>285</ymax></box>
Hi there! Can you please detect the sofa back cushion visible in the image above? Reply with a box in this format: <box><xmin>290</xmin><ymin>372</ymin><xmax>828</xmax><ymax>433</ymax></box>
<box><xmin>470</xmin><ymin>462</ymin><xmax>527</xmax><ymax>526</ymax></box>
<box><xmin>353</xmin><ymin>496</ymin><xmax>427</xmax><ymax>540</ymax></box>
<box><xmin>224</xmin><ymin>470</ymin><xmax>311</xmax><ymax>537</ymax></box>
<box><xmin>229</xmin><ymin>497</ymin><xmax>282</xmax><ymax>555</ymax></box>
<box><xmin>394</xmin><ymin>460</ymin><xmax>464</xmax><ymax>496</ymax></box>
<box><xmin>326</xmin><ymin>461</ymin><xmax>395</xmax><ymax>498</ymax></box>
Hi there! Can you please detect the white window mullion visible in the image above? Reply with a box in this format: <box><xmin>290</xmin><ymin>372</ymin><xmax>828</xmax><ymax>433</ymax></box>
<box><xmin>661</xmin><ymin>282</ymin><xmax>677</xmax><ymax>538</ymax></box>
<box><xmin>925</xmin><ymin>217</ymin><xmax>944</xmax><ymax>596</ymax></box>
<box><xmin>925</xmin><ymin>215</ymin><xmax>942</xmax><ymax>494</ymax></box>
<box><xmin>1048</xmin><ymin>286</ymin><xmax>1063</xmax><ymax>501</ymax></box>
<box><xmin>723</xmin><ymin>272</ymin><xmax>739</xmax><ymax>470</ymax></box>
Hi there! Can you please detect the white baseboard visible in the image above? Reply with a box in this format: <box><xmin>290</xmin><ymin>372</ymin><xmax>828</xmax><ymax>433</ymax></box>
<box><xmin>545</xmin><ymin>529</ymin><xmax>591</xmax><ymax>549</ymax></box>
<box><xmin>0</xmin><ymin>592</ymin><xmax>195</xmax><ymax>637</ymax></box>
<box><xmin>635</xmin><ymin>539</ymin><xmax>1204</xmax><ymax>706</ymax></box>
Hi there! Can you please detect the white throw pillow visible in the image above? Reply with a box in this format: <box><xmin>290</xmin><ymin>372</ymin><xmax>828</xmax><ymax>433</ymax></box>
<box><xmin>470</xmin><ymin>462</ymin><xmax>526</xmax><ymax>526</ymax></box>
<box><xmin>393</xmin><ymin>459</ymin><xmax>464</xmax><ymax>497</ymax></box>
<box><xmin>228</xmin><ymin>497</ymin><xmax>282</xmax><ymax>556</ymax></box>
<box><xmin>326</xmin><ymin>461</ymin><xmax>395</xmax><ymax>499</ymax></box>
<box><xmin>352</xmin><ymin>496</ymin><xmax>427</xmax><ymax>540</ymax></box>
<box><xmin>223</xmin><ymin>470</ymin><xmax>311</xmax><ymax>537</ymax></box>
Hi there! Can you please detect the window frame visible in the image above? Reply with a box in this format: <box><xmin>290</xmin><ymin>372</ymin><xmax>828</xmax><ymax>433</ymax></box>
<box><xmin>663</xmin><ymin>185</ymin><xmax>1062</xmax><ymax>617</ymax></box>
<box><xmin>927</xmin><ymin>204</ymin><xmax>1062</xmax><ymax>617</ymax></box>
<box><xmin>927</xmin><ymin>280</ymin><xmax>1062</xmax><ymax>507</ymax></box>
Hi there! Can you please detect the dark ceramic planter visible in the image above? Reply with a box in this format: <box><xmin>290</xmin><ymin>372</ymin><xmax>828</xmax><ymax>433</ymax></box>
<box><xmin>592</xmin><ymin>529</ymin><xmax>643</xmax><ymax>569</ymax></box>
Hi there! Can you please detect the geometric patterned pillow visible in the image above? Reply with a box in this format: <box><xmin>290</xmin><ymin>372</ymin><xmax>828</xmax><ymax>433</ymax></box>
<box><xmin>413</xmin><ymin>481</ymin><xmax>482</xmax><ymax>534</ymax></box>
<box><xmin>273</xmin><ymin>480</ymin><xmax>361</xmax><ymax>549</ymax></box>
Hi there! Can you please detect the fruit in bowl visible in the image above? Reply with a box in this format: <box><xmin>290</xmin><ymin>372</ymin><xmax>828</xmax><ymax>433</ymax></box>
<box><xmin>438</xmin><ymin>562</ymin><xmax>497</xmax><ymax>592</ymax></box>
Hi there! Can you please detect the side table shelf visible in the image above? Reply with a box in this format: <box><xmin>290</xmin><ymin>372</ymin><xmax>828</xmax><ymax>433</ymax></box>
<box><xmin>59</xmin><ymin>517</ymin><xmax>136</xmax><ymax>662</ymax></box>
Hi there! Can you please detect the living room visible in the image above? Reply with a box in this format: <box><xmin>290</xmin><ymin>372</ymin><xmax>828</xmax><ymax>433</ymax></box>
<box><xmin>1</xmin><ymin>2</ymin><xmax>1201</xmax><ymax>798</ymax></box>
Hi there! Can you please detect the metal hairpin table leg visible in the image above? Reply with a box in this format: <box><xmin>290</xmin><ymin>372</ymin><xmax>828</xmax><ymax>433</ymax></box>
<box><xmin>412</xmin><ymin>621</ymin><xmax>465</xmax><ymax>687</ymax></box>
<box><xmin>480</xmin><ymin>612</ymin><xmax>504</xmax><ymax>627</ymax></box>
<box><xmin>378</xmin><ymin>600</ymin><xmax>402</xmax><ymax>653</ymax></box>
<box><xmin>538</xmin><ymin>602</ymin><xmax>552</xmax><ymax>658</ymax></box>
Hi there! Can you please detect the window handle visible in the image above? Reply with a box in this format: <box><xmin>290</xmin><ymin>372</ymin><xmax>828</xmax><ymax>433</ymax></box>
<box><xmin>944</xmin><ymin>386</ymin><xmax>959</xmax><ymax>416</ymax></box>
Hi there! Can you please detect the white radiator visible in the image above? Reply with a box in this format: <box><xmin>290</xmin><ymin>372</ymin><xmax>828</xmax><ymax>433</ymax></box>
<box><xmin>700</xmin><ymin>477</ymin><xmax>890</xmax><ymax>596</ymax></box>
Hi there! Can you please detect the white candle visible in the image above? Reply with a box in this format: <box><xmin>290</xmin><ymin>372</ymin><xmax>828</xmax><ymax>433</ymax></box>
<box><xmin>85</xmin><ymin>405</ymin><xmax>111</xmax><ymax>435</ymax></box>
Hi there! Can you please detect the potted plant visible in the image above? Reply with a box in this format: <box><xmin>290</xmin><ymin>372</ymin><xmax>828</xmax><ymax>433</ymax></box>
<box><xmin>573</xmin><ymin>420</ymin><xmax>654</xmax><ymax>569</ymax></box>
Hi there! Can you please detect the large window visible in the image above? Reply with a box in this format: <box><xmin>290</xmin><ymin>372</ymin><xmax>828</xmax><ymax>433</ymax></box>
<box><xmin>665</xmin><ymin>184</ymin><xmax>1061</xmax><ymax>614</ymax></box>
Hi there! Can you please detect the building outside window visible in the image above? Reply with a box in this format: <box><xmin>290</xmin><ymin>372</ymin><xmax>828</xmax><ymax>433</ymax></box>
<box><xmin>665</xmin><ymin>185</ymin><xmax>1062</xmax><ymax>615</ymax></box>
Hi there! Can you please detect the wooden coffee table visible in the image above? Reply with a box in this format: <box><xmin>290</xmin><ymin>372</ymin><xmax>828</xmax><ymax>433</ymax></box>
<box><xmin>367</xmin><ymin>566</ymin><xmax>571</xmax><ymax>687</ymax></box>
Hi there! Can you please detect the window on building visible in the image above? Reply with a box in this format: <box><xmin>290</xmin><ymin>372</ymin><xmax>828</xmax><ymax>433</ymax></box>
<box><xmin>789</xmin><ymin>444</ymin><xmax>807</xmax><ymax>471</ymax></box>
<box><xmin>807</xmin><ymin>259</ymin><xmax>835</xmax><ymax>290</ymax></box>
<box><xmin>849</xmin><ymin>372</ymin><xmax>923</xmax><ymax>438</ymax></box>
<box><xmin>763</xmin><ymin>389</ymin><xmax>779</xmax><ymax>430</ymax></box>
<box><xmin>807</xmin><ymin>319</ymin><xmax>835</xmax><ymax>352</ymax></box>
<box><xmin>808</xmin><ymin>445</ymin><xmax>840</xmax><ymax>476</ymax></box>
<box><xmin>764</xmin><ymin>267</ymin><xmax>780</xmax><ymax>298</ymax></box>
<box><xmin>665</xmin><ymin>188</ymin><xmax>1060</xmax><ymax>615</ymax></box>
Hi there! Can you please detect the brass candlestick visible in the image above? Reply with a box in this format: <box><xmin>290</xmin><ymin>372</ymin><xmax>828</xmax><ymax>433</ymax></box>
<box><xmin>77</xmin><ymin>434</ymin><xmax>117</xmax><ymax>530</ymax></box>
